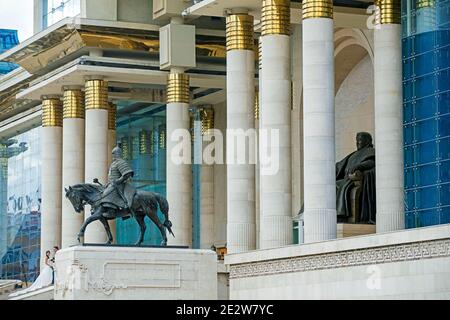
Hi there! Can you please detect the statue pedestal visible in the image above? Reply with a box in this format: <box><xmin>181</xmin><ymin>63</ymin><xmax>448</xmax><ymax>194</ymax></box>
<box><xmin>337</xmin><ymin>223</ymin><xmax>376</xmax><ymax>238</ymax></box>
<box><xmin>53</xmin><ymin>245</ymin><xmax>217</xmax><ymax>300</ymax></box>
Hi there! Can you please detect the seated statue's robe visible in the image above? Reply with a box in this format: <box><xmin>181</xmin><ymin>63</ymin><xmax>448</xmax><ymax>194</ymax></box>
<box><xmin>336</xmin><ymin>147</ymin><xmax>376</xmax><ymax>223</ymax></box>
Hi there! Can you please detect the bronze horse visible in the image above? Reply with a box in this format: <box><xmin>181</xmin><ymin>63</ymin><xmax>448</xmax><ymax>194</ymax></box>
<box><xmin>65</xmin><ymin>183</ymin><xmax>174</xmax><ymax>246</ymax></box>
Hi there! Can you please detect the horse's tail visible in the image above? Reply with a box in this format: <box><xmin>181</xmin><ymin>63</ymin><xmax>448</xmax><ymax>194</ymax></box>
<box><xmin>155</xmin><ymin>194</ymin><xmax>174</xmax><ymax>238</ymax></box>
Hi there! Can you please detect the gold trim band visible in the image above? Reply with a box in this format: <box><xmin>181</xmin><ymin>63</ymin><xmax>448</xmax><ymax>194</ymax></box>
<box><xmin>416</xmin><ymin>0</ymin><xmax>435</xmax><ymax>9</ymax></box>
<box><xmin>108</xmin><ymin>102</ymin><xmax>116</xmax><ymax>130</ymax></box>
<box><xmin>139</xmin><ymin>130</ymin><xmax>155</xmax><ymax>155</ymax></box>
<box><xmin>199</xmin><ymin>107</ymin><xmax>214</xmax><ymax>136</ymax></box>
<box><xmin>167</xmin><ymin>73</ymin><xmax>190</xmax><ymax>104</ymax></box>
<box><xmin>262</xmin><ymin>0</ymin><xmax>291</xmax><ymax>36</ymax></box>
<box><xmin>63</xmin><ymin>89</ymin><xmax>85</xmax><ymax>119</ymax></box>
<box><xmin>254</xmin><ymin>90</ymin><xmax>260</xmax><ymax>120</ymax></box>
<box><xmin>258</xmin><ymin>38</ymin><xmax>262</xmax><ymax>70</ymax></box>
<box><xmin>302</xmin><ymin>0</ymin><xmax>333</xmax><ymax>20</ymax></box>
<box><xmin>159</xmin><ymin>125</ymin><xmax>166</xmax><ymax>150</ymax></box>
<box><xmin>375</xmin><ymin>0</ymin><xmax>401</xmax><ymax>24</ymax></box>
<box><xmin>85</xmin><ymin>79</ymin><xmax>109</xmax><ymax>110</ymax></box>
<box><xmin>226</xmin><ymin>14</ymin><xmax>254</xmax><ymax>51</ymax></box>
<box><xmin>42</xmin><ymin>98</ymin><xmax>63</xmax><ymax>127</ymax></box>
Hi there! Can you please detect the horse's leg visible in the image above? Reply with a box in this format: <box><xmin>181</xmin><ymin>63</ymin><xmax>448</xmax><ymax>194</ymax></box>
<box><xmin>77</xmin><ymin>208</ymin><xmax>102</xmax><ymax>243</ymax></box>
<box><xmin>100</xmin><ymin>217</ymin><xmax>113</xmax><ymax>245</ymax></box>
<box><xmin>134</xmin><ymin>213</ymin><xmax>146</xmax><ymax>246</ymax></box>
<box><xmin>146</xmin><ymin>209</ymin><xmax>167</xmax><ymax>246</ymax></box>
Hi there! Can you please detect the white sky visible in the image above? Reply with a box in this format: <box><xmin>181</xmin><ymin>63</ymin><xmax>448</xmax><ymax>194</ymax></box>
<box><xmin>0</xmin><ymin>0</ymin><xmax>34</xmax><ymax>42</ymax></box>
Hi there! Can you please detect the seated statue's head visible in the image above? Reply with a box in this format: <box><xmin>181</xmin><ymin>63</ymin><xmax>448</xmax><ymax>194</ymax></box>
<box><xmin>356</xmin><ymin>132</ymin><xmax>373</xmax><ymax>151</ymax></box>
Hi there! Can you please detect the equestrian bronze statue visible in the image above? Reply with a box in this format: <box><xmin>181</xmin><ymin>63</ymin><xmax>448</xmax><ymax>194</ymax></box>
<box><xmin>336</xmin><ymin>132</ymin><xmax>376</xmax><ymax>224</ymax></box>
<box><xmin>65</xmin><ymin>145</ymin><xmax>174</xmax><ymax>246</ymax></box>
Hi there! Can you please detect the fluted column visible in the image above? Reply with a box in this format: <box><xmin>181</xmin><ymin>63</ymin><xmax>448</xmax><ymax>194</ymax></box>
<box><xmin>199</xmin><ymin>107</ymin><xmax>215</xmax><ymax>249</ymax></box>
<box><xmin>84</xmin><ymin>79</ymin><xmax>109</xmax><ymax>243</ymax></box>
<box><xmin>302</xmin><ymin>0</ymin><xmax>337</xmax><ymax>243</ymax></box>
<box><xmin>41</xmin><ymin>97</ymin><xmax>63</xmax><ymax>269</ymax></box>
<box><xmin>374</xmin><ymin>0</ymin><xmax>404</xmax><ymax>233</ymax></box>
<box><xmin>61</xmin><ymin>88</ymin><xmax>85</xmax><ymax>248</ymax></box>
<box><xmin>226</xmin><ymin>12</ymin><xmax>256</xmax><ymax>253</ymax></box>
<box><xmin>260</xmin><ymin>0</ymin><xmax>293</xmax><ymax>249</ymax></box>
<box><xmin>166</xmin><ymin>71</ymin><xmax>192</xmax><ymax>246</ymax></box>
<box><xmin>108</xmin><ymin>102</ymin><xmax>117</xmax><ymax>242</ymax></box>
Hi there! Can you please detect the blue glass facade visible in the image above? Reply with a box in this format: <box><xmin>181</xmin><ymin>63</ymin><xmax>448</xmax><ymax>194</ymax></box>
<box><xmin>402</xmin><ymin>0</ymin><xmax>450</xmax><ymax>227</ymax></box>
<box><xmin>0</xmin><ymin>128</ymin><xmax>41</xmax><ymax>283</ymax></box>
<box><xmin>0</xmin><ymin>29</ymin><xmax>19</xmax><ymax>75</ymax></box>
<box><xmin>115</xmin><ymin>103</ymin><xmax>167</xmax><ymax>245</ymax></box>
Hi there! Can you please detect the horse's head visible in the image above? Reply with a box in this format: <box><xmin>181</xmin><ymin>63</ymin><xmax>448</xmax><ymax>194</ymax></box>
<box><xmin>65</xmin><ymin>186</ymin><xmax>84</xmax><ymax>213</ymax></box>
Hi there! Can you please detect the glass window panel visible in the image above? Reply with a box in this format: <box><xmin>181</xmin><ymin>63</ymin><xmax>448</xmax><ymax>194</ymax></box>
<box><xmin>405</xmin><ymin>167</ymin><xmax>415</xmax><ymax>189</ymax></box>
<box><xmin>416</xmin><ymin>185</ymin><xmax>439</xmax><ymax>209</ymax></box>
<box><xmin>417</xmin><ymin>208</ymin><xmax>440</xmax><ymax>226</ymax></box>
<box><xmin>440</xmin><ymin>183</ymin><xmax>450</xmax><ymax>205</ymax></box>
<box><xmin>415</xmin><ymin>140</ymin><xmax>438</xmax><ymax>164</ymax></box>
<box><xmin>437</xmin><ymin>91</ymin><xmax>450</xmax><ymax>115</ymax></box>
<box><xmin>414</xmin><ymin>118</ymin><xmax>438</xmax><ymax>141</ymax></box>
<box><xmin>415</xmin><ymin>73</ymin><xmax>437</xmax><ymax>97</ymax></box>
<box><xmin>414</xmin><ymin>51</ymin><xmax>436</xmax><ymax>76</ymax></box>
<box><xmin>404</xmin><ymin>123</ymin><xmax>414</xmax><ymax>145</ymax></box>
<box><xmin>405</xmin><ymin>211</ymin><xmax>417</xmax><ymax>228</ymax></box>
<box><xmin>405</xmin><ymin>145</ymin><xmax>415</xmax><ymax>167</ymax></box>
<box><xmin>404</xmin><ymin>101</ymin><xmax>414</xmax><ymax>123</ymax></box>
<box><xmin>439</xmin><ymin>136</ymin><xmax>450</xmax><ymax>160</ymax></box>
<box><xmin>416</xmin><ymin>163</ymin><xmax>439</xmax><ymax>186</ymax></box>
<box><xmin>415</xmin><ymin>30</ymin><xmax>435</xmax><ymax>53</ymax></box>
<box><xmin>440</xmin><ymin>160</ymin><xmax>450</xmax><ymax>182</ymax></box>
<box><xmin>415</xmin><ymin>95</ymin><xmax>437</xmax><ymax>119</ymax></box>
<box><xmin>440</xmin><ymin>207</ymin><xmax>450</xmax><ymax>224</ymax></box>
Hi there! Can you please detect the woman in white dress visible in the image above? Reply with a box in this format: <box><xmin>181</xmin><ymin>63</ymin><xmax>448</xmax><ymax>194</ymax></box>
<box><xmin>9</xmin><ymin>250</ymin><xmax>54</xmax><ymax>297</ymax></box>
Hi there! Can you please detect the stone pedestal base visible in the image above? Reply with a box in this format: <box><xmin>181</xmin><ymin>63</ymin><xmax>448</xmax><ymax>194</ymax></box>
<box><xmin>54</xmin><ymin>246</ymin><xmax>217</xmax><ymax>300</ymax></box>
<box><xmin>337</xmin><ymin>223</ymin><xmax>376</xmax><ymax>238</ymax></box>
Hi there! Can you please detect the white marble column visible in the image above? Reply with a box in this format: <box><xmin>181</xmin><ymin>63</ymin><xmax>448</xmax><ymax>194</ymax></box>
<box><xmin>166</xmin><ymin>70</ymin><xmax>192</xmax><ymax>247</ymax></box>
<box><xmin>260</xmin><ymin>0</ymin><xmax>293</xmax><ymax>249</ymax></box>
<box><xmin>108</xmin><ymin>102</ymin><xmax>117</xmax><ymax>242</ymax></box>
<box><xmin>61</xmin><ymin>88</ymin><xmax>85</xmax><ymax>248</ymax></box>
<box><xmin>84</xmin><ymin>79</ymin><xmax>109</xmax><ymax>243</ymax></box>
<box><xmin>40</xmin><ymin>97</ymin><xmax>63</xmax><ymax>269</ymax></box>
<box><xmin>200</xmin><ymin>107</ymin><xmax>215</xmax><ymax>249</ymax></box>
<box><xmin>291</xmin><ymin>24</ymin><xmax>304</xmax><ymax>221</ymax></box>
<box><xmin>302</xmin><ymin>1</ymin><xmax>337</xmax><ymax>243</ymax></box>
<box><xmin>226</xmin><ymin>12</ymin><xmax>256</xmax><ymax>253</ymax></box>
<box><xmin>374</xmin><ymin>0</ymin><xmax>404</xmax><ymax>233</ymax></box>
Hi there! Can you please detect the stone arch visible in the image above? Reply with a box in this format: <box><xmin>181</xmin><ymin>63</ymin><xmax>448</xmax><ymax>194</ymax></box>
<box><xmin>334</xmin><ymin>28</ymin><xmax>374</xmax><ymax>94</ymax></box>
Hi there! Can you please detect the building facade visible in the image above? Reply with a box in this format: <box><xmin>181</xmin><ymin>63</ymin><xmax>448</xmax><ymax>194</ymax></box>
<box><xmin>0</xmin><ymin>0</ymin><xmax>449</xmax><ymax>298</ymax></box>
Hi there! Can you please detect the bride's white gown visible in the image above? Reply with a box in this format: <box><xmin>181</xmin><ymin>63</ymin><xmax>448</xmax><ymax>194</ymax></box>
<box><xmin>9</xmin><ymin>265</ymin><xmax>53</xmax><ymax>297</ymax></box>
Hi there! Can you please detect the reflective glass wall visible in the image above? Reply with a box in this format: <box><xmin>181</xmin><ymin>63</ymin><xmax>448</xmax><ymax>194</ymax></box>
<box><xmin>43</xmin><ymin>0</ymin><xmax>81</xmax><ymax>28</ymax></box>
<box><xmin>402</xmin><ymin>0</ymin><xmax>450</xmax><ymax>227</ymax></box>
<box><xmin>115</xmin><ymin>102</ymin><xmax>167</xmax><ymax>245</ymax></box>
<box><xmin>0</xmin><ymin>127</ymin><xmax>41</xmax><ymax>283</ymax></box>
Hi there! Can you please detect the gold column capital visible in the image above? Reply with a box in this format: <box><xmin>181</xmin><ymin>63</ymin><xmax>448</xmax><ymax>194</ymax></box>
<box><xmin>167</xmin><ymin>73</ymin><xmax>190</xmax><ymax>104</ymax></box>
<box><xmin>302</xmin><ymin>0</ymin><xmax>333</xmax><ymax>20</ymax></box>
<box><xmin>375</xmin><ymin>0</ymin><xmax>401</xmax><ymax>25</ymax></box>
<box><xmin>85</xmin><ymin>79</ymin><xmax>109</xmax><ymax>110</ymax></box>
<box><xmin>262</xmin><ymin>0</ymin><xmax>291</xmax><ymax>36</ymax></box>
<box><xmin>42</xmin><ymin>98</ymin><xmax>63</xmax><ymax>127</ymax></box>
<box><xmin>108</xmin><ymin>102</ymin><xmax>117</xmax><ymax>130</ymax></box>
<box><xmin>63</xmin><ymin>89</ymin><xmax>85</xmax><ymax>119</ymax></box>
<box><xmin>226</xmin><ymin>14</ymin><xmax>254</xmax><ymax>51</ymax></box>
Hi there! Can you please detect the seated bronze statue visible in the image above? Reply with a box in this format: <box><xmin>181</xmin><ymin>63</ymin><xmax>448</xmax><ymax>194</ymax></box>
<box><xmin>336</xmin><ymin>132</ymin><xmax>376</xmax><ymax>224</ymax></box>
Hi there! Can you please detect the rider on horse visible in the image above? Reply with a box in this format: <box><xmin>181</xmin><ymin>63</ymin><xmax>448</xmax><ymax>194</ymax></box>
<box><xmin>101</xmin><ymin>145</ymin><xmax>136</xmax><ymax>216</ymax></box>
